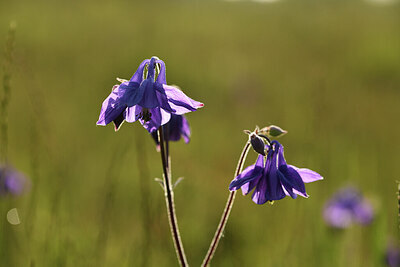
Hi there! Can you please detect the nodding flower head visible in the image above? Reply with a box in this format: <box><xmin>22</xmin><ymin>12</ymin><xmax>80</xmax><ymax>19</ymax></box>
<box><xmin>229</xmin><ymin>140</ymin><xmax>323</xmax><ymax>205</ymax></box>
<box><xmin>97</xmin><ymin>56</ymin><xmax>203</xmax><ymax>133</ymax></box>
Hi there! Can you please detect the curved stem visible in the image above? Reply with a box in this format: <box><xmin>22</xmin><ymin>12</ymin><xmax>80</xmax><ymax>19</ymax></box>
<box><xmin>201</xmin><ymin>141</ymin><xmax>251</xmax><ymax>266</ymax></box>
<box><xmin>158</xmin><ymin>126</ymin><xmax>188</xmax><ymax>266</ymax></box>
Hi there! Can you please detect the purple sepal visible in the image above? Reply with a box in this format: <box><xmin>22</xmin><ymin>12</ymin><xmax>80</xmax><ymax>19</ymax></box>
<box><xmin>229</xmin><ymin>154</ymin><xmax>264</xmax><ymax>191</ymax></box>
<box><xmin>129</xmin><ymin>59</ymin><xmax>150</xmax><ymax>83</ymax></box>
<box><xmin>151</xmin><ymin>114</ymin><xmax>191</xmax><ymax>144</ymax></box>
<box><xmin>163</xmin><ymin>85</ymin><xmax>204</xmax><ymax>115</ymax></box>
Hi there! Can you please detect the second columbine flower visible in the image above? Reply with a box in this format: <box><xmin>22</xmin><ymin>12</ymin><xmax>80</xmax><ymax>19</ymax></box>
<box><xmin>229</xmin><ymin>140</ymin><xmax>323</xmax><ymax>204</ymax></box>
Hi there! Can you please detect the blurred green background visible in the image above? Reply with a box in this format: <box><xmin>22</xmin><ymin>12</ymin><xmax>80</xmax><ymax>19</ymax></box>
<box><xmin>0</xmin><ymin>0</ymin><xmax>399</xmax><ymax>266</ymax></box>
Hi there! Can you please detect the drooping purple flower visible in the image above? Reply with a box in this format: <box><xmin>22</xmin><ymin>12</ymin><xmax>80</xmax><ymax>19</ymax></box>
<box><xmin>0</xmin><ymin>165</ymin><xmax>27</xmax><ymax>196</ymax></box>
<box><xmin>151</xmin><ymin>114</ymin><xmax>191</xmax><ymax>146</ymax></box>
<box><xmin>229</xmin><ymin>140</ymin><xmax>323</xmax><ymax>204</ymax></box>
<box><xmin>385</xmin><ymin>242</ymin><xmax>400</xmax><ymax>267</ymax></box>
<box><xmin>97</xmin><ymin>56</ymin><xmax>203</xmax><ymax>132</ymax></box>
<box><xmin>323</xmin><ymin>187</ymin><xmax>374</xmax><ymax>228</ymax></box>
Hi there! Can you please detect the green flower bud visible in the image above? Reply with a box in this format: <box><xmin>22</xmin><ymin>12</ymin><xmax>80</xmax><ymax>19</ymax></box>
<box><xmin>260</xmin><ymin>125</ymin><xmax>287</xmax><ymax>138</ymax></box>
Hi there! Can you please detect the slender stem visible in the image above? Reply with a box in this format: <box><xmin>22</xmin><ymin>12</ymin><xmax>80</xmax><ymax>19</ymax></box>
<box><xmin>158</xmin><ymin>126</ymin><xmax>188</xmax><ymax>266</ymax></box>
<box><xmin>165</xmin><ymin>123</ymin><xmax>171</xmax><ymax>179</ymax></box>
<box><xmin>201</xmin><ymin>141</ymin><xmax>251</xmax><ymax>266</ymax></box>
<box><xmin>397</xmin><ymin>182</ymin><xmax>400</xmax><ymax>238</ymax></box>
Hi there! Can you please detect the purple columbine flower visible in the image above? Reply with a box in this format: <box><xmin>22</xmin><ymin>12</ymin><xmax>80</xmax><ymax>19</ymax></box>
<box><xmin>229</xmin><ymin>140</ymin><xmax>323</xmax><ymax>204</ymax></box>
<box><xmin>0</xmin><ymin>165</ymin><xmax>27</xmax><ymax>196</ymax></box>
<box><xmin>323</xmin><ymin>187</ymin><xmax>374</xmax><ymax>228</ymax></box>
<box><xmin>151</xmin><ymin>114</ymin><xmax>191</xmax><ymax>146</ymax></box>
<box><xmin>96</xmin><ymin>56</ymin><xmax>203</xmax><ymax>132</ymax></box>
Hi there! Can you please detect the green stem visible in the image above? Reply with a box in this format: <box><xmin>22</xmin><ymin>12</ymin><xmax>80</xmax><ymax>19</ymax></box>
<box><xmin>201</xmin><ymin>141</ymin><xmax>251</xmax><ymax>266</ymax></box>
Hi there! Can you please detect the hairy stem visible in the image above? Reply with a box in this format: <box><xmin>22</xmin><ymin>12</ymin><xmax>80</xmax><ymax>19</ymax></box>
<box><xmin>201</xmin><ymin>141</ymin><xmax>251</xmax><ymax>266</ymax></box>
<box><xmin>158</xmin><ymin>126</ymin><xmax>188</xmax><ymax>266</ymax></box>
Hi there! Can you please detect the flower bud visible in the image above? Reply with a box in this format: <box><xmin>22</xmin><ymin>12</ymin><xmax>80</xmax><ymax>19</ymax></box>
<box><xmin>261</xmin><ymin>125</ymin><xmax>287</xmax><ymax>138</ymax></box>
<box><xmin>249</xmin><ymin>133</ymin><xmax>266</xmax><ymax>156</ymax></box>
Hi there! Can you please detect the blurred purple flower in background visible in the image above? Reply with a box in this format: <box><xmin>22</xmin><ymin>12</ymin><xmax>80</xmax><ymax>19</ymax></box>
<box><xmin>323</xmin><ymin>187</ymin><xmax>374</xmax><ymax>228</ymax></box>
<box><xmin>385</xmin><ymin>242</ymin><xmax>400</xmax><ymax>267</ymax></box>
<box><xmin>229</xmin><ymin>140</ymin><xmax>323</xmax><ymax>204</ymax></box>
<box><xmin>0</xmin><ymin>165</ymin><xmax>27</xmax><ymax>196</ymax></box>
<box><xmin>151</xmin><ymin>114</ymin><xmax>191</xmax><ymax>146</ymax></box>
<box><xmin>97</xmin><ymin>56</ymin><xmax>203</xmax><ymax>132</ymax></box>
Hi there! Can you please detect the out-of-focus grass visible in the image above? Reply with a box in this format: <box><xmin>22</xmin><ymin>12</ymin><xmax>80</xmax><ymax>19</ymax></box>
<box><xmin>0</xmin><ymin>0</ymin><xmax>399</xmax><ymax>266</ymax></box>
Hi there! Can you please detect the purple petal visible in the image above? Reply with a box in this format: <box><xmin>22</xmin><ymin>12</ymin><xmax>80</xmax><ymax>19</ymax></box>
<box><xmin>147</xmin><ymin>57</ymin><xmax>158</xmax><ymax>80</ymax></box>
<box><xmin>278</xmin><ymin>172</ymin><xmax>297</xmax><ymax>199</ymax></box>
<box><xmin>138</xmin><ymin>79</ymin><xmax>159</xmax><ymax>108</ymax></box>
<box><xmin>125</xmin><ymin>105</ymin><xmax>140</xmax><ymax>123</ymax></box>
<box><xmin>167</xmin><ymin>115</ymin><xmax>183</xmax><ymax>141</ymax></box>
<box><xmin>159</xmin><ymin>109</ymin><xmax>172</xmax><ymax>125</ymax></box>
<box><xmin>229</xmin><ymin>155</ymin><xmax>264</xmax><ymax>191</ymax></box>
<box><xmin>289</xmin><ymin>165</ymin><xmax>323</xmax><ymax>183</ymax></box>
<box><xmin>180</xmin><ymin>116</ymin><xmax>191</xmax><ymax>143</ymax></box>
<box><xmin>275</xmin><ymin>141</ymin><xmax>287</xmax><ymax>167</ymax></box>
<box><xmin>251</xmin><ymin>177</ymin><xmax>268</xmax><ymax>205</ymax></box>
<box><xmin>165</xmin><ymin>116</ymin><xmax>181</xmax><ymax>141</ymax></box>
<box><xmin>156</xmin><ymin>59</ymin><xmax>167</xmax><ymax>84</ymax></box>
<box><xmin>264</xmin><ymin>150</ymin><xmax>286</xmax><ymax>201</ymax></box>
<box><xmin>159</xmin><ymin>115</ymin><xmax>191</xmax><ymax>143</ymax></box>
<box><xmin>155</xmin><ymin>83</ymin><xmax>175</xmax><ymax>112</ymax></box>
<box><xmin>139</xmin><ymin>107</ymin><xmax>171</xmax><ymax>133</ymax></box>
<box><xmin>129</xmin><ymin>59</ymin><xmax>150</xmax><ymax>83</ymax></box>
<box><xmin>229</xmin><ymin>165</ymin><xmax>260</xmax><ymax>191</ymax></box>
<box><xmin>278</xmin><ymin>165</ymin><xmax>307</xmax><ymax>197</ymax></box>
<box><xmin>119</xmin><ymin>81</ymin><xmax>144</xmax><ymax>107</ymax></box>
<box><xmin>241</xmin><ymin>179</ymin><xmax>259</xmax><ymax>195</ymax></box>
<box><xmin>97</xmin><ymin>85</ymin><xmax>127</xmax><ymax>126</ymax></box>
<box><xmin>281</xmin><ymin>186</ymin><xmax>291</xmax><ymax>197</ymax></box>
<box><xmin>254</xmin><ymin>154</ymin><xmax>265</xmax><ymax>168</ymax></box>
<box><xmin>293</xmin><ymin>189</ymin><xmax>309</xmax><ymax>198</ymax></box>
<box><xmin>163</xmin><ymin>85</ymin><xmax>204</xmax><ymax>115</ymax></box>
